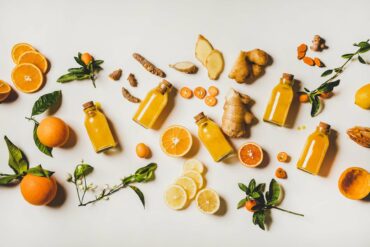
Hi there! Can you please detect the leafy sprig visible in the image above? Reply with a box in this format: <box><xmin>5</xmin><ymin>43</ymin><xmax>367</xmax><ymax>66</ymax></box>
<box><xmin>57</xmin><ymin>53</ymin><xmax>103</xmax><ymax>88</ymax></box>
<box><xmin>67</xmin><ymin>162</ymin><xmax>157</xmax><ymax>207</ymax></box>
<box><xmin>237</xmin><ymin>179</ymin><xmax>303</xmax><ymax>230</ymax></box>
<box><xmin>305</xmin><ymin>39</ymin><xmax>370</xmax><ymax>117</ymax></box>
<box><xmin>0</xmin><ymin>136</ymin><xmax>54</xmax><ymax>185</ymax></box>
<box><xmin>25</xmin><ymin>90</ymin><xmax>62</xmax><ymax>157</ymax></box>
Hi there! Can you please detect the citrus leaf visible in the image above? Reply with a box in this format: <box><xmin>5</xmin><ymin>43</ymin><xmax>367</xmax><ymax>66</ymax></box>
<box><xmin>0</xmin><ymin>174</ymin><xmax>19</xmax><ymax>185</ymax></box>
<box><xmin>27</xmin><ymin>165</ymin><xmax>54</xmax><ymax>178</ymax></box>
<box><xmin>251</xmin><ymin>192</ymin><xmax>261</xmax><ymax>199</ymax></box>
<box><xmin>358</xmin><ymin>41</ymin><xmax>370</xmax><ymax>48</ymax></box>
<box><xmin>358</xmin><ymin>55</ymin><xmax>366</xmax><ymax>64</ymax></box>
<box><xmin>74</xmin><ymin>55</ymin><xmax>85</xmax><ymax>67</ymax></box>
<box><xmin>31</xmin><ymin>90</ymin><xmax>62</xmax><ymax>116</ymax></box>
<box><xmin>256</xmin><ymin>183</ymin><xmax>266</xmax><ymax>193</ymax></box>
<box><xmin>252</xmin><ymin>211</ymin><xmax>266</xmax><ymax>230</ymax></box>
<box><xmin>309</xmin><ymin>94</ymin><xmax>320</xmax><ymax>117</ymax></box>
<box><xmin>33</xmin><ymin>123</ymin><xmax>53</xmax><ymax>157</ymax></box>
<box><xmin>4</xmin><ymin>136</ymin><xmax>29</xmax><ymax>174</ymax></box>
<box><xmin>341</xmin><ymin>53</ymin><xmax>354</xmax><ymax>59</ymax></box>
<box><xmin>248</xmin><ymin>179</ymin><xmax>256</xmax><ymax>192</ymax></box>
<box><xmin>74</xmin><ymin>163</ymin><xmax>94</xmax><ymax>180</ymax></box>
<box><xmin>321</xmin><ymin>69</ymin><xmax>333</xmax><ymax>77</ymax></box>
<box><xmin>238</xmin><ymin>183</ymin><xmax>248</xmax><ymax>192</ymax></box>
<box><xmin>266</xmin><ymin>179</ymin><xmax>281</xmax><ymax>206</ymax></box>
<box><xmin>237</xmin><ymin>198</ymin><xmax>247</xmax><ymax>209</ymax></box>
<box><xmin>129</xmin><ymin>185</ymin><xmax>145</xmax><ymax>208</ymax></box>
<box><xmin>359</xmin><ymin>46</ymin><xmax>370</xmax><ymax>54</ymax></box>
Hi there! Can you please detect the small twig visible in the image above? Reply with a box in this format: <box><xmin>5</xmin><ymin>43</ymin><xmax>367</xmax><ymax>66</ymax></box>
<box><xmin>270</xmin><ymin>206</ymin><xmax>304</xmax><ymax>217</ymax></box>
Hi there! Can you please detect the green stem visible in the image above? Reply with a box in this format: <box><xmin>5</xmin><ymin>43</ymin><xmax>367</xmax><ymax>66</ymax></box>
<box><xmin>270</xmin><ymin>206</ymin><xmax>304</xmax><ymax>217</ymax></box>
<box><xmin>0</xmin><ymin>173</ymin><xmax>13</xmax><ymax>176</ymax></box>
<box><xmin>25</xmin><ymin>117</ymin><xmax>39</xmax><ymax>124</ymax></box>
<box><xmin>78</xmin><ymin>183</ymin><xmax>126</xmax><ymax>207</ymax></box>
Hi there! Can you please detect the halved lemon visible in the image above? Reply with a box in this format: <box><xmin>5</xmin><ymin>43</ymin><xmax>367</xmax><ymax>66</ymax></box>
<box><xmin>18</xmin><ymin>51</ymin><xmax>48</xmax><ymax>73</ymax></box>
<box><xmin>175</xmin><ymin>176</ymin><xmax>197</xmax><ymax>200</ymax></box>
<box><xmin>183</xmin><ymin>170</ymin><xmax>204</xmax><ymax>190</ymax></box>
<box><xmin>183</xmin><ymin>159</ymin><xmax>204</xmax><ymax>174</ymax></box>
<box><xmin>238</xmin><ymin>142</ymin><xmax>264</xmax><ymax>167</ymax></box>
<box><xmin>0</xmin><ymin>80</ymin><xmax>12</xmax><ymax>102</ymax></box>
<box><xmin>164</xmin><ymin>185</ymin><xmax>188</xmax><ymax>210</ymax></box>
<box><xmin>11</xmin><ymin>63</ymin><xmax>44</xmax><ymax>93</ymax></box>
<box><xmin>11</xmin><ymin>43</ymin><xmax>35</xmax><ymax>64</ymax></box>
<box><xmin>160</xmin><ymin>125</ymin><xmax>192</xmax><ymax>157</ymax></box>
<box><xmin>196</xmin><ymin>188</ymin><xmax>220</xmax><ymax>214</ymax></box>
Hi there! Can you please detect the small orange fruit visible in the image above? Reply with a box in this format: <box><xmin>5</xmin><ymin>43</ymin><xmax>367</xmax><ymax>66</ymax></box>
<box><xmin>245</xmin><ymin>200</ymin><xmax>257</xmax><ymax>212</ymax></box>
<box><xmin>160</xmin><ymin>125</ymin><xmax>192</xmax><ymax>157</ymax></box>
<box><xmin>11</xmin><ymin>43</ymin><xmax>35</xmax><ymax>64</ymax></box>
<box><xmin>37</xmin><ymin>117</ymin><xmax>69</xmax><ymax>148</ymax></box>
<box><xmin>20</xmin><ymin>174</ymin><xmax>57</xmax><ymax>206</ymax></box>
<box><xmin>238</xmin><ymin>142</ymin><xmax>263</xmax><ymax>167</ymax></box>
<box><xmin>194</xmin><ymin>87</ymin><xmax>206</xmax><ymax>99</ymax></box>
<box><xmin>0</xmin><ymin>80</ymin><xmax>12</xmax><ymax>102</ymax></box>
<box><xmin>18</xmin><ymin>51</ymin><xmax>48</xmax><ymax>73</ymax></box>
<box><xmin>136</xmin><ymin>143</ymin><xmax>151</xmax><ymax>158</ymax></box>
<box><xmin>275</xmin><ymin>167</ymin><xmax>287</xmax><ymax>179</ymax></box>
<box><xmin>207</xmin><ymin>86</ymin><xmax>219</xmax><ymax>96</ymax></box>
<box><xmin>11</xmin><ymin>63</ymin><xmax>44</xmax><ymax>93</ymax></box>
<box><xmin>180</xmin><ymin>87</ymin><xmax>193</xmax><ymax>99</ymax></box>
<box><xmin>204</xmin><ymin>96</ymin><xmax>217</xmax><ymax>106</ymax></box>
<box><xmin>81</xmin><ymin>52</ymin><xmax>93</xmax><ymax>65</ymax></box>
<box><xmin>298</xmin><ymin>93</ymin><xmax>309</xmax><ymax>103</ymax></box>
<box><xmin>319</xmin><ymin>92</ymin><xmax>333</xmax><ymax>99</ymax></box>
<box><xmin>277</xmin><ymin>152</ymin><xmax>289</xmax><ymax>162</ymax></box>
<box><xmin>338</xmin><ymin>167</ymin><xmax>369</xmax><ymax>200</ymax></box>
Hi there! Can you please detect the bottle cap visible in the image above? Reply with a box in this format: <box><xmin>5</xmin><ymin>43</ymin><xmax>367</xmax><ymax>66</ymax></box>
<box><xmin>319</xmin><ymin>122</ymin><xmax>331</xmax><ymax>132</ymax></box>
<box><xmin>83</xmin><ymin>101</ymin><xmax>95</xmax><ymax>109</ymax></box>
<box><xmin>194</xmin><ymin>112</ymin><xmax>206</xmax><ymax>122</ymax></box>
<box><xmin>282</xmin><ymin>73</ymin><xmax>294</xmax><ymax>81</ymax></box>
<box><xmin>161</xmin><ymin>79</ymin><xmax>172</xmax><ymax>89</ymax></box>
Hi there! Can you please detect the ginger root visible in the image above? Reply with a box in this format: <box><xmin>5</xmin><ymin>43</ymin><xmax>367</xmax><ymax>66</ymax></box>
<box><xmin>229</xmin><ymin>49</ymin><xmax>270</xmax><ymax>83</ymax></box>
<box><xmin>222</xmin><ymin>89</ymin><xmax>255</xmax><ymax>138</ymax></box>
<box><xmin>169</xmin><ymin>61</ymin><xmax>198</xmax><ymax>74</ymax></box>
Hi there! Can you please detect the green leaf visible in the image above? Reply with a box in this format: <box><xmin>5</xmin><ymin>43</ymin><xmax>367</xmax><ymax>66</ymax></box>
<box><xmin>4</xmin><ymin>136</ymin><xmax>29</xmax><ymax>174</ymax></box>
<box><xmin>358</xmin><ymin>55</ymin><xmax>366</xmax><ymax>64</ymax></box>
<box><xmin>31</xmin><ymin>90</ymin><xmax>62</xmax><ymax>116</ymax></box>
<box><xmin>33</xmin><ymin>123</ymin><xmax>53</xmax><ymax>157</ymax></box>
<box><xmin>129</xmin><ymin>185</ymin><xmax>145</xmax><ymax>208</ymax></box>
<box><xmin>237</xmin><ymin>198</ymin><xmax>247</xmax><ymax>209</ymax></box>
<box><xmin>238</xmin><ymin>183</ymin><xmax>248</xmax><ymax>192</ymax></box>
<box><xmin>68</xmin><ymin>67</ymin><xmax>85</xmax><ymax>73</ymax></box>
<box><xmin>251</xmin><ymin>191</ymin><xmax>261</xmax><ymax>199</ymax></box>
<box><xmin>252</xmin><ymin>211</ymin><xmax>266</xmax><ymax>230</ymax></box>
<box><xmin>341</xmin><ymin>53</ymin><xmax>354</xmax><ymax>59</ymax></box>
<box><xmin>358</xmin><ymin>41</ymin><xmax>370</xmax><ymax>48</ymax></box>
<box><xmin>57</xmin><ymin>72</ymin><xmax>90</xmax><ymax>83</ymax></box>
<box><xmin>27</xmin><ymin>165</ymin><xmax>54</xmax><ymax>177</ymax></box>
<box><xmin>248</xmin><ymin>179</ymin><xmax>256</xmax><ymax>192</ymax></box>
<box><xmin>317</xmin><ymin>80</ymin><xmax>340</xmax><ymax>93</ymax></box>
<box><xmin>266</xmin><ymin>179</ymin><xmax>281</xmax><ymax>206</ymax></box>
<box><xmin>256</xmin><ymin>183</ymin><xmax>266</xmax><ymax>193</ymax></box>
<box><xmin>309</xmin><ymin>94</ymin><xmax>320</xmax><ymax>117</ymax></box>
<box><xmin>74</xmin><ymin>163</ymin><xmax>94</xmax><ymax>180</ymax></box>
<box><xmin>74</xmin><ymin>55</ymin><xmax>85</xmax><ymax>67</ymax></box>
<box><xmin>321</xmin><ymin>69</ymin><xmax>333</xmax><ymax>77</ymax></box>
<box><xmin>359</xmin><ymin>46</ymin><xmax>370</xmax><ymax>54</ymax></box>
<box><xmin>0</xmin><ymin>174</ymin><xmax>20</xmax><ymax>185</ymax></box>
<box><xmin>93</xmin><ymin>60</ymin><xmax>104</xmax><ymax>66</ymax></box>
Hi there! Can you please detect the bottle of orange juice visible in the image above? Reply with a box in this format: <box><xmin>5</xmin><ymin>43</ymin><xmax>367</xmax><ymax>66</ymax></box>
<box><xmin>297</xmin><ymin>122</ymin><xmax>330</xmax><ymax>175</ymax></box>
<box><xmin>194</xmin><ymin>112</ymin><xmax>234</xmax><ymax>162</ymax></box>
<box><xmin>133</xmin><ymin>80</ymin><xmax>172</xmax><ymax>129</ymax></box>
<box><xmin>83</xmin><ymin>101</ymin><xmax>116</xmax><ymax>153</ymax></box>
<box><xmin>263</xmin><ymin>73</ymin><xmax>294</xmax><ymax>126</ymax></box>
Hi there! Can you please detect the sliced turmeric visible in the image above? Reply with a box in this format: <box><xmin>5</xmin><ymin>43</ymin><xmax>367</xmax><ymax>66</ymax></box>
<box><xmin>314</xmin><ymin>57</ymin><xmax>325</xmax><ymax>67</ymax></box>
<box><xmin>297</xmin><ymin>43</ymin><xmax>308</xmax><ymax>52</ymax></box>
<box><xmin>180</xmin><ymin>87</ymin><xmax>193</xmax><ymax>99</ymax></box>
<box><xmin>204</xmin><ymin>96</ymin><xmax>217</xmax><ymax>106</ymax></box>
<box><xmin>275</xmin><ymin>167</ymin><xmax>287</xmax><ymax>179</ymax></box>
<box><xmin>127</xmin><ymin>73</ymin><xmax>138</xmax><ymax>87</ymax></box>
<box><xmin>303</xmin><ymin>57</ymin><xmax>315</xmax><ymax>66</ymax></box>
<box><xmin>194</xmin><ymin>87</ymin><xmax>206</xmax><ymax>99</ymax></box>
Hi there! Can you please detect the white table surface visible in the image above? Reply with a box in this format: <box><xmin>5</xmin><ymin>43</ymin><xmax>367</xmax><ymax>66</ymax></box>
<box><xmin>0</xmin><ymin>0</ymin><xmax>369</xmax><ymax>246</ymax></box>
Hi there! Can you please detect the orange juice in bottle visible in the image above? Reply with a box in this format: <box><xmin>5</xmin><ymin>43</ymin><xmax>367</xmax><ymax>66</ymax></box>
<box><xmin>83</xmin><ymin>101</ymin><xmax>116</xmax><ymax>153</ymax></box>
<box><xmin>194</xmin><ymin>112</ymin><xmax>234</xmax><ymax>162</ymax></box>
<box><xmin>297</xmin><ymin>122</ymin><xmax>330</xmax><ymax>175</ymax></box>
<box><xmin>133</xmin><ymin>80</ymin><xmax>172</xmax><ymax>129</ymax></box>
<box><xmin>263</xmin><ymin>73</ymin><xmax>294</xmax><ymax>126</ymax></box>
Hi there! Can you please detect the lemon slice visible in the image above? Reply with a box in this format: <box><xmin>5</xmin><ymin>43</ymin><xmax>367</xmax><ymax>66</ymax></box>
<box><xmin>175</xmin><ymin>176</ymin><xmax>197</xmax><ymax>200</ymax></box>
<box><xmin>183</xmin><ymin>159</ymin><xmax>205</xmax><ymax>174</ymax></box>
<box><xmin>196</xmin><ymin>188</ymin><xmax>220</xmax><ymax>214</ymax></box>
<box><xmin>183</xmin><ymin>170</ymin><xmax>204</xmax><ymax>190</ymax></box>
<box><xmin>164</xmin><ymin>185</ymin><xmax>187</xmax><ymax>210</ymax></box>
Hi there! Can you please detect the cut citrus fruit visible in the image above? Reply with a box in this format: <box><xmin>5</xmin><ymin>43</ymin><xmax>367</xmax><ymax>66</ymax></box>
<box><xmin>238</xmin><ymin>142</ymin><xmax>263</xmax><ymax>167</ymax></box>
<box><xmin>175</xmin><ymin>176</ymin><xmax>197</xmax><ymax>200</ymax></box>
<box><xmin>338</xmin><ymin>167</ymin><xmax>369</xmax><ymax>200</ymax></box>
<box><xmin>160</xmin><ymin>125</ymin><xmax>192</xmax><ymax>157</ymax></box>
<box><xmin>11</xmin><ymin>63</ymin><xmax>44</xmax><ymax>93</ymax></box>
<box><xmin>183</xmin><ymin>170</ymin><xmax>204</xmax><ymax>190</ymax></box>
<box><xmin>0</xmin><ymin>80</ymin><xmax>12</xmax><ymax>102</ymax></box>
<box><xmin>11</xmin><ymin>43</ymin><xmax>35</xmax><ymax>64</ymax></box>
<box><xmin>196</xmin><ymin>188</ymin><xmax>220</xmax><ymax>214</ymax></box>
<box><xmin>164</xmin><ymin>185</ymin><xmax>187</xmax><ymax>210</ymax></box>
<box><xmin>183</xmin><ymin>159</ymin><xmax>204</xmax><ymax>174</ymax></box>
<box><xmin>18</xmin><ymin>51</ymin><xmax>48</xmax><ymax>73</ymax></box>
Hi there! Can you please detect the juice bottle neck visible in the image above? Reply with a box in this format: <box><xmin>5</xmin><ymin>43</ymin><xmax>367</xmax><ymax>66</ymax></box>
<box><xmin>84</xmin><ymin>106</ymin><xmax>98</xmax><ymax>117</ymax></box>
<box><xmin>279</xmin><ymin>73</ymin><xmax>294</xmax><ymax>86</ymax></box>
<box><xmin>156</xmin><ymin>80</ymin><xmax>172</xmax><ymax>94</ymax></box>
<box><xmin>316</xmin><ymin>122</ymin><xmax>330</xmax><ymax>135</ymax></box>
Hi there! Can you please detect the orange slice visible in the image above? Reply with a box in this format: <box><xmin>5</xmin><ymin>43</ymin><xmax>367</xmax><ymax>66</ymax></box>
<box><xmin>238</xmin><ymin>142</ymin><xmax>263</xmax><ymax>167</ymax></box>
<box><xmin>0</xmin><ymin>80</ymin><xmax>12</xmax><ymax>102</ymax></box>
<box><xmin>160</xmin><ymin>125</ymin><xmax>192</xmax><ymax>157</ymax></box>
<box><xmin>11</xmin><ymin>63</ymin><xmax>44</xmax><ymax>93</ymax></box>
<box><xmin>11</xmin><ymin>43</ymin><xmax>35</xmax><ymax>64</ymax></box>
<box><xmin>18</xmin><ymin>51</ymin><xmax>48</xmax><ymax>73</ymax></box>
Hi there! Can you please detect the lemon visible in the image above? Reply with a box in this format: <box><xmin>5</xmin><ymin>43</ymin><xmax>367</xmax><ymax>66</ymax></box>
<box><xmin>175</xmin><ymin>176</ymin><xmax>197</xmax><ymax>200</ymax></box>
<box><xmin>183</xmin><ymin>170</ymin><xmax>204</xmax><ymax>190</ymax></box>
<box><xmin>164</xmin><ymin>185</ymin><xmax>187</xmax><ymax>210</ymax></box>
<box><xmin>355</xmin><ymin>83</ymin><xmax>370</xmax><ymax>109</ymax></box>
<box><xmin>183</xmin><ymin>159</ymin><xmax>205</xmax><ymax>174</ymax></box>
<box><xmin>196</xmin><ymin>188</ymin><xmax>220</xmax><ymax>214</ymax></box>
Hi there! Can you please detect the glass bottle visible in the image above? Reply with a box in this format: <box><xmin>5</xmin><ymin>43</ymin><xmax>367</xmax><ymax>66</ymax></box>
<box><xmin>297</xmin><ymin>122</ymin><xmax>330</xmax><ymax>175</ymax></box>
<box><xmin>194</xmin><ymin>112</ymin><xmax>234</xmax><ymax>162</ymax></box>
<box><xmin>133</xmin><ymin>80</ymin><xmax>172</xmax><ymax>129</ymax></box>
<box><xmin>83</xmin><ymin>101</ymin><xmax>116</xmax><ymax>153</ymax></box>
<box><xmin>263</xmin><ymin>73</ymin><xmax>294</xmax><ymax>126</ymax></box>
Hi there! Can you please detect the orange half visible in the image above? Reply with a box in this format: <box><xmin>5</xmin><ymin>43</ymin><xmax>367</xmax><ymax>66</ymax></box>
<box><xmin>11</xmin><ymin>63</ymin><xmax>44</xmax><ymax>93</ymax></box>
<box><xmin>160</xmin><ymin>125</ymin><xmax>192</xmax><ymax>157</ymax></box>
<box><xmin>0</xmin><ymin>80</ymin><xmax>12</xmax><ymax>102</ymax></box>
<box><xmin>11</xmin><ymin>43</ymin><xmax>35</xmax><ymax>64</ymax></box>
<box><xmin>338</xmin><ymin>167</ymin><xmax>369</xmax><ymax>200</ymax></box>
<box><xmin>18</xmin><ymin>51</ymin><xmax>48</xmax><ymax>73</ymax></box>
<box><xmin>238</xmin><ymin>142</ymin><xmax>263</xmax><ymax>167</ymax></box>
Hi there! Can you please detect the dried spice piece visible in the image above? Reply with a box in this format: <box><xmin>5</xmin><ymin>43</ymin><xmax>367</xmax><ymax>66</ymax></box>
<box><xmin>275</xmin><ymin>168</ymin><xmax>287</xmax><ymax>179</ymax></box>
<box><xmin>127</xmin><ymin>73</ymin><xmax>138</xmax><ymax>87</ymax></box>
<box><xmin>314</xmin><ymin>57</ymin><xmax>325</xmax><ymax>67</ymax></box>
<box><xmin>109</xmin><ymin>69</ymin><xmax>122</xmax><ymax>81</ymax></box>
<box><xmin>132</xmin><ymin>53</ymin><xmax>166</xmax><ymax>78</ymax></box>
<box><xmin>347</xmin><ymin>126</ymin><xmax>370</xmax><ymax>148</ymax></box>
<box><xmin>303</xmin><ymin>57</ymin><xmax>315</xmax><ymax>66</ymax></box>
<box><xmin>297</xmin><ymin>44</ymin><xmax>307</xmax><ymax>60</ymax></box>
<box><xmin>310</xmin><ymin>35</ymin><xmax>327</xmax><ymax>52</ymax></box>
<box><xmin>169</xmin><ymin>61</ymin><xmax>198</xmax><ymax>74</ymax></box>
<box><xmin>122</xmin><ymin>87</ymin><xmax>141</xmax><ymax>103</ymax></box>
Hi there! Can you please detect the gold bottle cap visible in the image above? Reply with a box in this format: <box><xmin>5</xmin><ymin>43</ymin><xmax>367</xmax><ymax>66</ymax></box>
<box><xmin>282</xmin><ymin>73</ymin><xmax>294</xmax><ymax>81</ymax></box>
<box><xmin>161</xmin><ymin>79</ymin><xmax>173</xmax><ymax>89</ymax></box>
<box><xmin>83</xmin><ymin>101</ymin><xmax>95</xmax><ymax>109</ymax></box>
<box><xmin>194</xmin><ymin>112</ymin><xmax>206</xmax><ymax>122</ymax></box>
<box><xmin>319</xmin><ymin>121</ymin><xmax>331</xmax><ymax>131</ymax></box>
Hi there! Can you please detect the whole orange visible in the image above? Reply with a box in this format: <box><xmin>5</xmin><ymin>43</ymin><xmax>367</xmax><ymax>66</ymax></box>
<box><xmin>81</xmin><ymin>52</ymin><xmax>93</xmax><ymax>65</ymax></box>
<box><xmin>20</xmin><ymin>174</ymin><xmax>57</xmax><ymax>206</ymax></box>
<box><xmin>37</xmin><ymin>116</ymin><xmax>69</xmax><ymax>147</ymax></box>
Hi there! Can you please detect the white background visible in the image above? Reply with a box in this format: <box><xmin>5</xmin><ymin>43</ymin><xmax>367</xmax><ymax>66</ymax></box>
<box><xmin>0</xmin><ymin>0</ymin><xmax>369</xmax><ymax>246</ymax></box>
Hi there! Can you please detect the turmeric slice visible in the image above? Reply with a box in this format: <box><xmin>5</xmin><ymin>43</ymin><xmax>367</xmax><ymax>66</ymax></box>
<box><xmin>303</xmin><ymin>57</ymin><xmax>315</xmax><ymax>66</ymax></box>
<box><xmin>297</xmin><ymin>51</ymin><xmax>306</xmax><ymax>60</ymax></box>
<box><xmin>297</xmin><ymin>43</ymin><xmax>308</xmax><ymax>52</ymax></box>
<box><xmin>127</xmin><ymin>73</ymin><xmax>138</xmax><ymax>87</ymax></box>
<box><xmin>194</xmin><ymin>87</ymin><xmax>206</xmax><ymax>99</ymax></box>
<box><xmin>122</xmin><ymin>87</ymin><xmax>141</xmax><ymax>103</ymax></box>
<box><xmin>205</xmin><ymin>96</ymin><xmax>217</xmax><ymax>106</ymax></box>
<box><xmin>132</xmin><ymin>53</ymin><xmax>166</xmax><ymax>78</ymax></box>
<box><xmin>275</xmin><ymin>167</ymin><xmax>287</xmax><ymax>179</ymax></box>
<box><xmin>180</xmin><ymin>87</ymin><xmax>193</xmax><ymax>99</ymax></box>
<box><xmin>109</xmin><ymin>69</ymin><xmax>122</xmax><ymax>81</ymax></box>
<box><xmin>314</xmin><ymin>57</ymin><xmax>325</xmax><ymax>67</ymax></box>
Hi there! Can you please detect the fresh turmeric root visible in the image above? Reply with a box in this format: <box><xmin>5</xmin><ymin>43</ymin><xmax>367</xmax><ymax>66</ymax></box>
<box><xmin>133</xmin><ymin>53</ymin><xmax>166</xmax><ymax>78</ymax></box>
